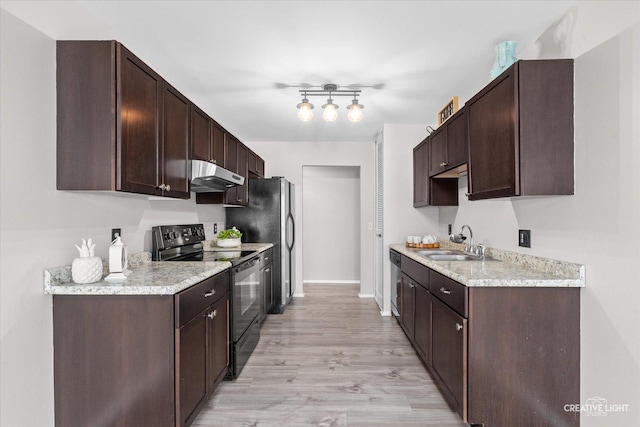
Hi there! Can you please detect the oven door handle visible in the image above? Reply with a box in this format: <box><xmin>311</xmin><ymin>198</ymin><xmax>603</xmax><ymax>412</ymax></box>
<box><xmin>236</xmin><ymin>258</ymin><xmax>258</xmax><ymax>273</ymax></box>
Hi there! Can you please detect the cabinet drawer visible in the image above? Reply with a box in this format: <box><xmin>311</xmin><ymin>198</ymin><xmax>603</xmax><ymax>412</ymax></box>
<box><xmin>260</xmin><ymin>248</ymin><xmax>273</xmax><ymax>268</ymax></box>
<box><xmin>175</xmin><ymin>271</ymin><xmax>230</xmax><ymax>327</ymax></box>
<box><xmin>429</xmin><ymin>270</ymin><xmax>468</xmax><ymax>317</ymax></box>
<box><xmin>401</xmin><ymin>255</ymin><xmax>429</xmax><ymax>287</ymax></box>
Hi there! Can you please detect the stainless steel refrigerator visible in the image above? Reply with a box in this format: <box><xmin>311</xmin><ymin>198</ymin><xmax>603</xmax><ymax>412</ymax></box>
<box><xmin>226</xmin><ymin>177</ymin><xmax>295</xmax><ymax>313</ymax></box>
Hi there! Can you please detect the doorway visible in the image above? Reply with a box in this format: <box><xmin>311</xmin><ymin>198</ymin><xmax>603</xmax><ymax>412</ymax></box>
<box><xmin>302</xmin><ymin>166</ymin><xmax>360</xmax><ymax>284</ymax></box>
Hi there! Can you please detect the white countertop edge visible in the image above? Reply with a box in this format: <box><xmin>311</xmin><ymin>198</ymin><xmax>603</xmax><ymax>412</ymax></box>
<box><xmin>391</xmin><ymin>243</ymin><xmax>585</xmax><ymax>288</ymax></box>
<box><xmin>44</xmin><ymin>262</ymin><xmax>232</xmax><ymax>295</ymax></box>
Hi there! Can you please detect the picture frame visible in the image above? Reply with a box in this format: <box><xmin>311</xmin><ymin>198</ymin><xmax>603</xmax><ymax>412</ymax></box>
<box><xmin>437</xmin><ymin>96</ymin><xmax>459</xmax><ymax>126</ymax></box>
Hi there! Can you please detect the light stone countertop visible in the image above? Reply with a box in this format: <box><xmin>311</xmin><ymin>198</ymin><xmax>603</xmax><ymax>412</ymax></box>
<box><xmin>390</xmin><ymin>243</ymin><xmax>585</xmax><ymax>288</ymax></box>
<box><xmin>44</xmin><ymin>243</ymin><xmax>273</xmax><ymax>296</ymax></box>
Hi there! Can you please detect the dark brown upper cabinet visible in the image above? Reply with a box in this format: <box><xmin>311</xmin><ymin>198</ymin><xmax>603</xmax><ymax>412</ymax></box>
<box><xmin>414</xmin><ymin>137</ymin><xmax>458</xmax><ymax>207</ymax></box>
<box><xmin>57</xmin><ymin>41</ymin><xmax>190</xmax><ymax>199</ymax></box>
<box><xmin>191</xmin><ymin>104</ymin><xmax>212</xmax><ymax>162</ymax></box>
<box><xmin>247</xmin><ymin>149</ymin><xmax>266</xmax><ymax>179</ymax></box>
<box><xmin>429</xmin><ymin>108</ymin><xmax>468</xmax><ymax>177</ymax></box>
<box><xmin>195</xmin><ymin>134</ymin><xmax>250</xmax><ymax>206</ymax></box>
<box><xmin>467</xmin><ymin>60</ymin><xmax>574</xmax><ymax>200</ymax></box>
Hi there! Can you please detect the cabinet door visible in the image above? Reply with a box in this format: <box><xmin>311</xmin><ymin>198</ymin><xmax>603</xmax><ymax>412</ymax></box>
<box><xmin>178</xmin><ymin>309</ymin><xmax>207</xmax><ymax>426</ymax></box>
<box><xmin>191</xmin><ymin>104</ymin><xmax>211</xmax><ymax>161</ymax></box>
<box><xmin>428</xmin><ymin>128</ymin><xmax>447</xmax><ymax>176</ymax></box>
<box><xmin>467</xmin><ymin>69</ymin><xmax>518</xmax><ymax>200</ymax></box>
<box><xmin>248</xmin><ymin>150</ymin><xmax>258</xmax><ymax>175</ymax></box>
<box><xmin>256</xmin><ymin>155</ymin><xmax>265</xmax><ymax>177</ymax></box>
<box><xmin>445</xmin><ymin>109</ymin><xmax>468</xmax><ymax>170</ymax></box>
<box><xmin>413</xmin><ymin>284</ymin><xmax>431</xmax><ymax>364</ymax></box>
<box><xmin>236</xmin><ymin>143</ymin><xmax>248</xmax><ymax>205</ymax></box>
<box><xmin>118</xmin><ymin>45</ymin><xmax>162</xmax><ymax>195</ymax></box>
<box><xmin>431</xmin><ymin>298</ymin><xmax>467</xmax><ymax>417</ymax></box>
<box><xmin>224</xmin><ymin>136</ymin><xmax>239</xmax><ymax>203</ymax></box>
<box><xmin>400</xmin><ymin>274</ymin><xmax>415</xmax><ymax>339</ymax></box>
<box><xmin>207</xmin><ymin>296</ymin><xmax>229</xmax><ymax>394</ymax></box>
<box><xmin>162</xmin><ymin>82</ymin><xmax>190</xmax><ymax>199</ymax></box>
<box><xmin>212</xmin><ymin>122</ymin><xmax>226</xmax><ymax>166</ymax></box>
<box><xmin>413</xmin><ymin>139</ymin><xmax>429</xmax><ymax>207</ymax></box>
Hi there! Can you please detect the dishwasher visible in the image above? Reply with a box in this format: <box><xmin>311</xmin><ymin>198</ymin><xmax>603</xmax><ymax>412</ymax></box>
<box><xmin>389</xmin><ymin>249</ymin><xmax>401</xmax><ymax>318</ymax></box>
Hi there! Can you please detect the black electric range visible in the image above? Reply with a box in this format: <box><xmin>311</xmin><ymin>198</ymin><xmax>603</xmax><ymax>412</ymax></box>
<box><xmin>151</xmin><ymin>223</ymin><xmax>261</xmax><ymax>380</ymax></box>
<box><xmin>151</xmin><ymin>224</ymin><xmax>257</xmax><ymax>266</ymax></box>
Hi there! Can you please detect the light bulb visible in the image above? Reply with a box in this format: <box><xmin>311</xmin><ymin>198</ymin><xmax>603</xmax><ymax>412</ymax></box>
<box><xmin>322</xmin><ymin>100</ymin><xmax>338</xmax><ymax>122</ymax></box>
<box><xmin>347</xmin><ymin>101</ymin><xmax>364</xmax><ymax>122</ymax></box>
<box><xmin>297</xmin><ymin>99</ymin><xmax>314</xmax><ymax>122</ymax></box>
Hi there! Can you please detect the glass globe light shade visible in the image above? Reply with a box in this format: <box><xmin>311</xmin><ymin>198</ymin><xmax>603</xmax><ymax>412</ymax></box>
<box><xmin>322</xmin><ymin>101</ymin><xmax>338</xmax><ymax>122</ymax></box>
<box><xmin>347</xmin><ymin>101</ymin><xmax>364</xmax><ymax>122</ymax></box>
<box><xmin>297</xmin><ymin>101</ymin><xmax>314</xmax><ymax>122</ymax></box>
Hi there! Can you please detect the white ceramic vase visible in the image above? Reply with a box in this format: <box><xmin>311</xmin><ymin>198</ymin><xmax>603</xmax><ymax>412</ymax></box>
<box><xmin>72</xmin><ymin>256</ymin><xmax>103</xmax><ymax>284</ymax></box>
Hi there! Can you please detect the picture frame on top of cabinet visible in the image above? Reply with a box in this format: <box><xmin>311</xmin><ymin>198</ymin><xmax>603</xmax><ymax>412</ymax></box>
<box><xmin>437</xmin><ymin>96</ymin><xmax>459</xmax><ymax>126</ymax></box>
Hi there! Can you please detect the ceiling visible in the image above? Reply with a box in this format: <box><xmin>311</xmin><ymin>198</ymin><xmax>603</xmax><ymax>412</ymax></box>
<box><xmin>3</xmin><ymin>0</ymin><xmax>573</xmax><ymax>143</ymax></box>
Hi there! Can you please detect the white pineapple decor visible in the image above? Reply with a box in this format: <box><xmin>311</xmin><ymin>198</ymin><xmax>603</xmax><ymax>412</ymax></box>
<box><xmin>71</xmin><ymin>238</ymin><xmax>103</xmax><ymax>284</ymax></box>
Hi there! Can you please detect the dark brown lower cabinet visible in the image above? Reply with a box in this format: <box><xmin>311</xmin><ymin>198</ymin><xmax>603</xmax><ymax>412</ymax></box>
<box><xmin>399</xmin><ymin>274</ymin><xmax>415</xmax><ymax>338</ymax></box>
<box><xmin>178</xmin><ymin>295</ymin><xmax>229</xmax><ymax>426</ymax></box>
<box><xmin>430</xmin><ymin>297</ymin><xmax>467</xmax><ymax>418</ymax></box>
<box><xmin>412</xmin><ymin>283</ymin><xmax>431</xmax><ymax>362</ymax></box>
<box><xmin>397</xmin><ymin>252</ymin><xmax>579</xmax><ymax>426</ymax></box>
<box><xmin>53</xmin><ymin>272</ymin><xmax>230</xmax><ymax>427</ymax></box>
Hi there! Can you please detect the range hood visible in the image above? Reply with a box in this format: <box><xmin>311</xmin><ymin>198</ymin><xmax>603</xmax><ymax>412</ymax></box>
<box><xmin>190</xmin><ymin>160</ymin><xmax>245</xmax><ymax>192</ymax></box>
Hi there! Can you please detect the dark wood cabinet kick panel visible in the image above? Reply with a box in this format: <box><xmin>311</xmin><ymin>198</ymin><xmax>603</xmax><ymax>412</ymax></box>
<box><xmin>53</xmin><ymin>271</ymin><xmax>231</xmax><ymax>427</ymax></box>
<box><xmin>397</xmin><ymin>251</ymin><xmax>580</xmax><ymax>426</ymax></box>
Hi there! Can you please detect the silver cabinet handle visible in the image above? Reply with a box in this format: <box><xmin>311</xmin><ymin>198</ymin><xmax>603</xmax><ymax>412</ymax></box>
<box><xmin>440</xmin><ymin>287</ymin><xmax>451</xmax><ymax>295</ymax></box>
<box><xmin>165</xmin><ymin>184</ymin><xmax>171</xmax><ymax>191</ymax></box>
<box><xmin>456</xmin><ymin>323</ymin><xmax>463</xmax><ymax>331</ymax></box>
<box><xmin>204</xmin><ymin>289</ymin><xmax>216</xmax><ymax>297</ymax></box>
<box><xmin>158</xmin><ymin>184</ymin><xmax>166</xmax><ymax>190</ymax></box>
<box><xmin>207</xmin><ymin>310</ymin><xmax>217</xmax><ymax>319</ymax></box>
<box><xmin>409</xmin><ymin>283</ymin><xmax>415</xmax><ymax>288</ymax></box>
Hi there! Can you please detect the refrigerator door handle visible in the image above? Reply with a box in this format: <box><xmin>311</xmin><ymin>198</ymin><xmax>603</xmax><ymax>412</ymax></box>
<box><xmin>286</xmin><ymin>212</ymin><xmax>295</xmax><ymax>251</ymax></box>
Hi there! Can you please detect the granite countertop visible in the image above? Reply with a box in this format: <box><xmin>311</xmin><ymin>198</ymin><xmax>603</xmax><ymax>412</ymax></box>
<box><xmin>390</xmin><ymin>242</ymin><xmax>585</xmax><ymax>288</ymax></box>
<box><xmin>44</xmin><ymin>242</ymin><xmax>274</xmax><ymax>296</ymax></box>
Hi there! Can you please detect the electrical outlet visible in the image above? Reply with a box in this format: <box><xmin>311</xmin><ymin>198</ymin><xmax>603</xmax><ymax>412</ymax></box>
<box><xmin>111</xmin><ymin>228</ymin><xmax>121</xmax><ymax>242</ymax></box>
<box><xmin>213</xmin><ymin>223</ymin><xmax>218</xmax><ymax>233</ymax></box>
<box><xmin>519</xmin><ymin>229</ymin><xmax>531</xmax><ymax>248</ymax></box>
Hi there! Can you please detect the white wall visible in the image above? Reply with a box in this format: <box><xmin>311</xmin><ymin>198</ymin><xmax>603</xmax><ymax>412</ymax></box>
<box><xmin>0</xmin><ymin>10</ymin><xmax>226</xmax><ymax>426</ymax></box>
<box><xmin>302</xmin><ymin>166</ymin><xmax>361</xmax><ymax>283</ymax></box>
<box><xmin>246</xmin><ymin>140</ymin><xmax>375</xmax><ymax>298</ymax></box>
<box><xmin>380</xmin><ymin>124</ymin><xmax>440</xmax><ymax>314</ymax></box>
<box><xmin>438</xmin><ymin>3</ymin><xmax>640</xmax><ymax>425</ymax></box>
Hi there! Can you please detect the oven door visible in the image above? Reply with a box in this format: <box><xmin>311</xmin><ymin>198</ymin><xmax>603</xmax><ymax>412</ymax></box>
<box><xmin>232</xmin><ymin>257</ymin><xmax>261</xmax><ymax>342</ymax></box>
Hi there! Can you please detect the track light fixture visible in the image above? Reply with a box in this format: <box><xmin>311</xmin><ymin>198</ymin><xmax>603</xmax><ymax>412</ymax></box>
<box><xmin>297</xmin><ymin>84</ymin><xmax>364</xmax><ymax>122</ymax></box>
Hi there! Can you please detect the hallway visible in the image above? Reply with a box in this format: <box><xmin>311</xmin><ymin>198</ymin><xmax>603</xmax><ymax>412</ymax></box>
<box><xmin>193</xmin><ymin>284</ymin><xmax>465</xmax><ymax>426</ymax></box>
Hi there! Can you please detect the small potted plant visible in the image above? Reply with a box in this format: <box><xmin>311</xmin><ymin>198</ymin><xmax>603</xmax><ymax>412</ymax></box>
<box><xmin>216</xmin><ymin>227</ymin><xmax>242</xmax><ymax>248</ymax></box>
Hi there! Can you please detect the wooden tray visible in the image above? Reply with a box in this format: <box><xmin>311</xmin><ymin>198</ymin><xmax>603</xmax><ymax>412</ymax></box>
<box><xmin>405</xmin><ymin>242</ymin><xmax>440</xmax><ymax>249</ymax></box>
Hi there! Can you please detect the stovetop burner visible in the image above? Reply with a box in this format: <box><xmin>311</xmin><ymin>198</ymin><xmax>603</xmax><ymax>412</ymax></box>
<box><xmin>151</xmin><ymin>224</ymin><xmax>257</xmax><ymax>266</ymax></box>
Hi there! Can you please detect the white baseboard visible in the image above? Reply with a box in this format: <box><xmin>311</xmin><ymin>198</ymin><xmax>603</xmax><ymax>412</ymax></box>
<box><xmin>380</xmin><ymin>310</ymin><xmax>392</xmax><ymax>316</ymax></box>
<box><xmin>358</xmin><ymin>293</ymin><xmax>375</xmax><ymax>298</ymax></box>
<box><xmin>293</xmin><ymin>292</ymin><xmax>305</xmax><ymax>298</ymax></box>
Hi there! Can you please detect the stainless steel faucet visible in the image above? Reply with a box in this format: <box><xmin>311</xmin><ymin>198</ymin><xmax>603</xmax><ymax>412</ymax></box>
<box><xmin>460</xmin><ymin>225</ymin><xmax>473</xmax><ymax>246</ymax></box>
<box><xmin>450</xmin><ymin>224</ymin><xmax>485</xmax><ymax>258</ymax></box>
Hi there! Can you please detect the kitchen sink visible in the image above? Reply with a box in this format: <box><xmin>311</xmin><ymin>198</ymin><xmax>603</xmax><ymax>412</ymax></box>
<box><xmin>425</xmin><ymin>254</ymin><xmax>482</xmax><ymax>261</ymax></box>
<box><xmin>413</xmin><ymin>250</ymin><xmax>456</xmax><ymax>255</ymax></box>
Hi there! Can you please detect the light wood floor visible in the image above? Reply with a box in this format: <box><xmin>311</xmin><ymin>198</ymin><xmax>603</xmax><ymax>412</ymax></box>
<box><xmin>193</xmin><ymin>284</ymin><xmax>466</xmax><ymax>426</ymax></box>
